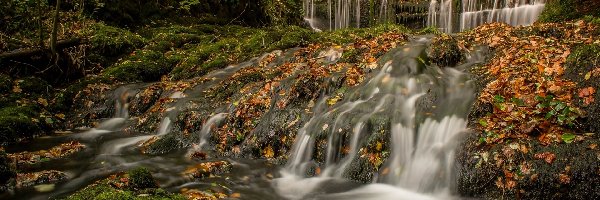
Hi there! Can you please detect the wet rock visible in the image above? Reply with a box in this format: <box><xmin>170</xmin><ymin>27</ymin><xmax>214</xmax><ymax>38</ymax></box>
<box><xmin>142</xmin><ymin>132</ymin><xmax>195</xmax><ymax>155</ymax></box>
<box><xmin>182</xmin><ymin>161</ymin><xmax>233</xmax><ymax>179</ymax></box>
<box><xmin>457</xmin><ymin>135</ymin><xmax>600</xmax><ymax>199</ymax></box>
<box><xmin>0</xmin><ymin>150</ymin><xmax>16</xmax><ymax>193</ymax></box>
<box><xmin>16</xmin><ymin>170</ymin><xmax>68</xmax><ymax>189</ymax></box>
<box><xmin>426</xmin><ymin>34</ymin><xmax>463</xmax><ymax>67</ymax></box>
<box><xmin>8</xmin><ymin>141</ymin><xmax>85</xmax><ymax>169</ymax></box>
<box><xmin>564</xmin><ymin>44</ymin><xmax>600</xmax><ymax>133</ymax></box>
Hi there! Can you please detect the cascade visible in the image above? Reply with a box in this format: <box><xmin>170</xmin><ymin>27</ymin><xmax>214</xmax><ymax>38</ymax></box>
<box><xmin>304</xmin><ymin>0</ymin><xmax>389</xmax><ymax>30</ymax></box>
<box><xmin>428</xmin><ymin>0</ymin><xmax>546</xmax><ymax>33</ymax></box>
<box><xmin>273</xmin><ymin>37</ymin><xmax>488</xmax><ymax>199</ymax></box>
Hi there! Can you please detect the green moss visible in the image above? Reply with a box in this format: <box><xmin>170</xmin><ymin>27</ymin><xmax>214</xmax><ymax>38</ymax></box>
<box><xmin>415</xmin><ymin>26</ymin><xmax>441</xmax><ymax>35</ymax></box>
<box><xmin>84</xmin><ymin>23</ymin><xmax>147</xmax><ymax>57</ymax></box>
<box><xmin>103</xmin><ymin>50</ymin><xmax>174</xmax><ymax>82</ymax></box>
<box><xmin>538</xmin><ymin>0</ymin><xmax>600</xmax><ymax>22</ymax></box>
<box><xmin>272</xmin><ymin>26</ymin><xmax>317</xmax><ymax>50</ymax></box>
<box><xmin>128</xmin><ymin>167</ymin><xmax>157</xmax><ymax>190</ymax></box>
<box><xmin>318</xmin><ymin>24</ymin><xmax>408</xmax><ymax>45</ymax></box>
<box><xmin>0</xmin><ymin>74</ymin><xmax>11</xmax><ymax>93</ymax></box>
<box><xmin>18</xmin><ymin>76</ymin><xmax>52</xmax><ymax>96</ymax></box>
<box><xmin>52</xmin><ymin>77</ymin><xmax>111</xmax><ymax>112</ymax></box>
<box><xmin>64</xmin><ymin>179</ymin><xmax>184</xmax><ymax>200</ymax></box>
<box><xmin>0</xmin><ymin>106</ymin><xmax>40</xmax><ymax>145</ymax></box>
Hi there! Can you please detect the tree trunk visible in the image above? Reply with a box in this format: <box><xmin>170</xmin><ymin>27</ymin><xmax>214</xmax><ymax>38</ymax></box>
<box><xmin>50</xmin><ymin>0</ymin><xmax>61</xmax><ymax>55</ymax></box>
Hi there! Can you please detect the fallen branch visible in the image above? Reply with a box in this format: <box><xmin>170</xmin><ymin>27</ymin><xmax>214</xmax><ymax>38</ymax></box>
<box><xmin>0</xmin><ymin>38</ymin><xmax>83</xmax><ymax>59</ymax></box>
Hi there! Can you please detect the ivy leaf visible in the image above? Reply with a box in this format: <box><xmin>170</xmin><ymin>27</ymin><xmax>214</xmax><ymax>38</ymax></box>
<box><xmin>511</xmin><ymin>97</ymin><xmax>525</xmax><ymax>106</ymax></box>
<box><xmin>493</xmin><ymin>95</ymin><xmax>505</xmax><ymax>103</ymax></box>
<box><xmin>478</xmin><ymin>119</ymin><xmax>488</xmax><ymax>127</ymax></box>
<box><xmin>561</xmin><ymin>133</ymin><xmax>575</xmax><ymax>143</ymax></box>
<box><xmin>555</xmin><ymin>102</ymin><xmax>566</xmax><ymax>111</ymax></box>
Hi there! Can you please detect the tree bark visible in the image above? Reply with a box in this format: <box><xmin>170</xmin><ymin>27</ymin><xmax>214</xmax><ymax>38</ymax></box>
<box><xmin>50</xmin><ymin>0</ymin><xmax>61</xmax><ymax>55</ymax></box>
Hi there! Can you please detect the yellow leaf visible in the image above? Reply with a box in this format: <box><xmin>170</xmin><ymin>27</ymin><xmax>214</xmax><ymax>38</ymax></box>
<box><xmin>37</xmin><ymin>98</ymin><xmax>48</xmax><ymax>107</ymax></box>
<box><xmin>263</xmin><ymin>146</ymin><xmax>274</xmax><ymax>158</ymax></box>
<box><xmin>375</xmin><ymin>142</ymin><xmax>383</xmax><ymax>151</ymax></box>
<box><xmin>585</xmin><ymin>72</ymin><xmax>592</xmax><ymax>80</ymax></box>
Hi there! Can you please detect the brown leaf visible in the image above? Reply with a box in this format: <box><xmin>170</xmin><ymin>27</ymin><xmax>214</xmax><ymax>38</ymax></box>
<box><xmin>558</xmin><ymin>173</ymin><xmax>571</xmax><ymax>184</ymax></box>
<box><xmin>534</xmin><ymin>152</ymin><xmax>556</xmax><ymax>164</ymax></box>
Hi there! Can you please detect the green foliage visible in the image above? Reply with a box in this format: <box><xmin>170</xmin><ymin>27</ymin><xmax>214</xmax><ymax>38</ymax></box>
<box><xmin>561</xmin><ymin>133</ymin><xmax>576</xmax><ymax>143</ymax></box>
<box><xmin>261</xmin><ymin>0</ymin><xmax>303</xmax><ymax>25</ymax></box>
<box><xmin>0</xmin><ymin>0</ymin><xmax>49</xmax><ymax>34</ymax></box>
<box><xmin>534</xmin><ymin>95</ymin><xmax>579</xmax><ymax>126</ymax></box>
<box><xmin>538</xmin><ymin>0</ymin><xmax>600</xmax><ymax>22</ymax></box>
<box><xmin>127</xmin><ymin>167</ymin><xmax>157</xmax><ymax>190</ymax></box>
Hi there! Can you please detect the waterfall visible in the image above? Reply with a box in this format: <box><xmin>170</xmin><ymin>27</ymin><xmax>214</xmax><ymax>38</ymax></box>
<box><xmin>428</xmin><ymin>0</ymin><xmax>546</xmax><ymax>33</ymax></box>
<box><xmin>274</xmin><ymin>37</ymin><xmax>487</xmax><ymax>199</ymax></box>
<box><xmin>304</xmin><ymin>0</ymin><xmax>394</xmax><ymax>30</ymax></box>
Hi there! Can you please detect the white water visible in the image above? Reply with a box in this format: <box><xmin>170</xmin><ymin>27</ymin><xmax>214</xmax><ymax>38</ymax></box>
<box><xmin>71</xmin><ymin>88</ymin><xmax>131</xmax><ymax>140</ymax></box>
<box><xmin>197</xmin><ymin>113</ymin><xmax>229</xmax><ymax>148</ymax></box>
<box><xmin>274</xmin><ymin>37</ymin><xmax>484</xmax><ymax>199</ymax></box>
<box><xmin>304</xmin><ymin>0</ymin><xmax>392</xmax><ymax>30</ymax></box>
<box><xmin>428</xmin><ymin>0</ymin><xmax>545</xmax><ymax>33</ymax></box>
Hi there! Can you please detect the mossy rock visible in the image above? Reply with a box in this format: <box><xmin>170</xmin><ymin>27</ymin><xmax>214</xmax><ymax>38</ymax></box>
<box><xmin>64</xmin><ymin>178</ymin><xmax>185</xmax><ymax>200</ymax></box>
<box><xmin>0</xmin><ymin>106</ymin><xmax>40</xmax><ymax>145</ymax></box>
<box><xmin>143</xmin><ymin>132</ymin><xmax>194</xmax><ymax>155</ymax></box>
<box><xmin>0</xmin><ymin>74</ymin><xmax>12</xmax><ymax>93</ymax></box>
<box><xmin>18</xmin><ymin>76</ymin><xmax>52</xmax><ymax>96</ymax></box>
<box><xmin>52</xmin><ymin>76</ymin><xmax>111</xmax><ymax>112</ymax></box>
<box><xmin>415</xmin><ymin>26</ymin><xmax>442</xmax><ymax>35</ymax></box>
<box><xmin>458</xmin><ymin>135</ymin><xmax>600</xmax><ymax>199</ymax></box>
<box><xmin>128</xmin><ymin>167</ymin><xmax>158</xmax><ymax>190</ymax></box>
<box><xmin>426</xmin><ymin>34</ymin><xmax>462</xmax><ymax>67</ymax></box>
<box><xmin>538</xmin><ymin>0</ymin><xmax>600</xmax><ymax>22</ymax></box>
<box><xmin>0</xmin><ymin>150</ymin><xmax>16</xmax><ymax>188</ymax></box>
<box><xmin>564</xmin><ymin>44</ymin><xmax>600</xmax><ymax>133</ymax></box>
<box><xmin>85</xmin><ymin>23</ymin><xmax>147</xmax><ymax>57</ymax></box>
<box><xmin>104</xmin><ymin>50</ymin><xmax>174</xmax><ymax>82</ymax></box>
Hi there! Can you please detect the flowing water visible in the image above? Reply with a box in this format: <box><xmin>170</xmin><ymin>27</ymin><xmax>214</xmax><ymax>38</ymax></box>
<box><xmin>273</xmin><ymin>36</ymin><xmax>487</xmax><ymax>199</ymax></box>
<box><xmin>428</xmin><ymin>0</ymin><xmax>546</xmax><ymax>33</ymax></box>
<box><xmin>304</xmin><ymin>0</ymin><xmax>395</xmax><ymax>30</ymax></box>
<box><xmin>5</xmin><ymin>37</ymin><xmax>488</xmax><ymax>199</ymax></box>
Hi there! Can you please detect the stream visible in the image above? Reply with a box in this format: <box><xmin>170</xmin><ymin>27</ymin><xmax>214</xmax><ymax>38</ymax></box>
<box><xmin>4</xmin><ymin>36</ymin><xmax>488</xmax><ymax>200</ymax></box>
